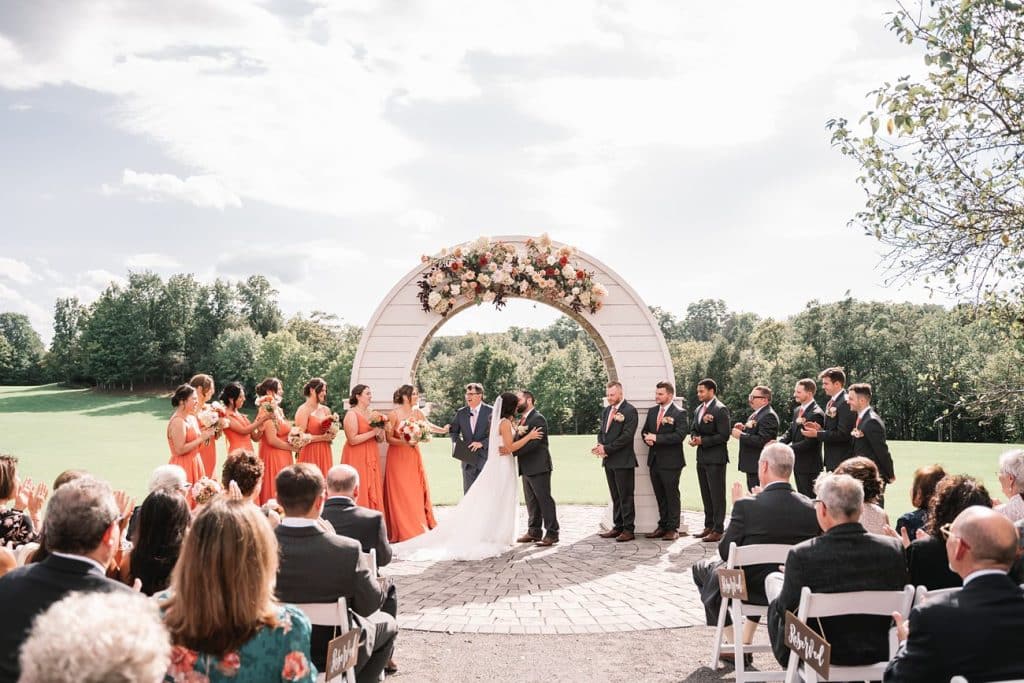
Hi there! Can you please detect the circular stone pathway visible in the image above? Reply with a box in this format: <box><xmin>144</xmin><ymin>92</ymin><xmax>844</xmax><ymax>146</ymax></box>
<box><xmin>388</xmin><ymin>505</ymin><xmax>716</xmax><ymax>634</ymax></box>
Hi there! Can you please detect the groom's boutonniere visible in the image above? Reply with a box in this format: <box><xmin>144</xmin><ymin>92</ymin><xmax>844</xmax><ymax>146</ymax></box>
<box><xmin>746</xmin><ymin>419</ymin><xmax>757</xmax><ymax>429</ymax></box>
<box><xmin>851</xmin><ymin>428</ymin><xmax>864</xmax><ymax>439</ymax></box>
<box><xmin>612</xmin><ymin>412</ymin><xmax>625</xmax><ymax>423</ymax></box>
<box><xmin>516</xmin><ymin>425</ymin><xmax>528</xmax><ymax>436</ymax></box>
<box><xmin>702</xmin><ymin>413</ymin><xmax>715</xmax><ymax>423</ymax></box>
<box><xmin>663</xmin><ymin>416</ymin><xmax>674</xmax><ymax>425</ymax></box>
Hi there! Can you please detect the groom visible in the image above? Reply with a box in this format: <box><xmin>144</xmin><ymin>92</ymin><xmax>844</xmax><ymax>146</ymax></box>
<box><xmin>506</xmin><ymin>390</ymin><xmax>559</xmax><ymax>546</ymax></box>
<box><xmin>449</xmin><ymin>382</ymin><xmax>492</xmax><ymax>493</ymax></box>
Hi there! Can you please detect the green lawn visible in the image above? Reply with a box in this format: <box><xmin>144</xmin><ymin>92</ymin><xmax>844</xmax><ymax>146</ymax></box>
<box><xmin>0</xmin><ymin>385</ymin><xmax>1015</xmax><ymax>517</ymax></box>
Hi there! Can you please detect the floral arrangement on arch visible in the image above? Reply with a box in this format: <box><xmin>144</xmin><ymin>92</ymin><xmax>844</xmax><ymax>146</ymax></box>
<box><xmin>417</xmin><ymin>234</ymin><xmax>608</xmax><ymax>317</ymax></box>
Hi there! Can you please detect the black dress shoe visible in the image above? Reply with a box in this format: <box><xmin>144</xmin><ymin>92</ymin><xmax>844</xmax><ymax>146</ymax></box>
<box><xmin>718</xmin><ymin>651</ymin><xmax>753</xmax><ymax>667</ymax></box>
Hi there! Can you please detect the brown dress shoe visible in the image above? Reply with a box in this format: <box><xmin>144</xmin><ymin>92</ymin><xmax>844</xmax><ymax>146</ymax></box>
<box><xmin>694</xmin><ymin>527</ymin><xmax>712</xmax><ymax>538</ymax></box>
<box><xmin>701</xmin><ymin>531</ymin><xmax>723</xmax><ymax>543</ymax></box>
<box><xmin>718</xmin><ymin>651</ymin><xmax>753</xmax><ymax>666</ymax></box>
<box><xmin>385</xmin><ymin>659</ymin><xmax>398</xmax><ymax>675</ymax></box>
<box><xmin>661</xmin><ymin>531</ymin><xmax>679</xmax><ymax>541</ymax></box>
<box><xmin>644</xmin><ymin>529</ymin><xmax>666</xmax><ymax>538</ymax></box>
<box><xmin>517</xmin><ymin>534</ymin><xmax>541</xmax><ymax>543</ymax></box>
<box><xmin>615</xmin><ymin>531</ymin><xmax>635</xmax><ymax>542</ymax></box>
<box><xmin>536</xmin><ymin>536</ymin><xmax>559</xmax><ymax>547</ymax></box>
<box><xmin>598</xmin><ymin>529</ymin><xmax>622</xmax><ymax>539</ymax></box>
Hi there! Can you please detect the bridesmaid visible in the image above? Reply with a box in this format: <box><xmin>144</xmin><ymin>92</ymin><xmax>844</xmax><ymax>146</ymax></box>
<box><xmin>221</xmin><ymin>382</ymin><xmax>268</xmax><ymax>455</ymax></box>
<box><xmin>340</xmin><ymin>384</ymin><xmax>385</xmax><ymax>513</ymax></box>
<box><xmin>189</xmin><ymin>374</ymin><xmax>221</xmax><ymax>479</ymax></box>
<box><xmin>167</xmin><ymin>384</ymin><xmax>214</xmax><ymax>484</ymax></box>
<box><xmin>294</xmin><ymin>377</ymin><xmax>336</xmax><ymax>477</ymax></box>
<box><xmin>383</xmin><ymin>385</ymin><xmax>448</xmax><ymax>542</ymax></box>
<box><xmin>254</xmin><ymin>377</ymin><xmax>297</xmax><ymax>504</ymax></box>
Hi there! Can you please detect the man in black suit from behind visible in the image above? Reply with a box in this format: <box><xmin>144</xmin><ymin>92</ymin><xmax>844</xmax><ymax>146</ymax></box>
<box><xmin>274</xmin><ymin>464</ymin><xmax>397</xmax><ymax>683</ymax></box>
<box><xmin>801</xmin><ymin>367</ymin><xmax>855</xmax><ymax>471</ymax></box>
<box><xmin>732</xmin><ymin>384</ymin><xmax>780</xmax><ymax>492</ymax></box>
<box><xmin>765</xmin><ymin>472</ymin><xmax>908</xmax><ymax>667</ymax></box>
<box><xmin>641</xmin><ymin>381</ymin><xmax>688</xmax><ymax>540</ymax></box>
<box><xmin>691</xmin><ymin>442</ymin><xmax>819</xmax><ymax>659</ymax></box>
<box><xmin>0</xmin><ymin>477</ymin><xmax>132</xmax><ymax>683</ymax></box>
<box><xmin>689</xmin><ymin>378</ymin><xmax>732</xmax><ymax>543</ymax></box>
<box><xmin>847</xmin><ymin>383</ymin><xmax>896</xmax><ymax>491</ymax></box>
<box><xmin>508</xmin><ymin>390</ymin><xmax>559</xmax><ymax>546</ymax></box>
<box><xmin>779</xmin><ymin>378</ymin><xmax>826</xmax><ymax>497</ymax></box>
<box><xmin>321</xmin><ymin>464</ymin><xmax>392</xmax><ymax>567</ymax></box>
<box><xmin>593</xmin><ymin>381</ymin><xmax>639</xmax><ymax>542</ymax></box>
<box><xmin>885</xmin><ymin>506</ymin><xmax>1024</xmax><ymax>682</ymax></box>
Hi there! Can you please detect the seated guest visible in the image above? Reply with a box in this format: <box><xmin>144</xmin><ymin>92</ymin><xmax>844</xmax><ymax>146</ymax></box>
<box><xmin>127</xmin><ymin>464</ymin><xmax>189</xmax><ymax>539</ymax></box>
<box><xmin>160</xmin><ymin>498</ymin><xmax>316</xmax><ymax>682</ymax></box>
<box><xmin>274</xmin><ymin>464</ymin><xmax>397</xmax><ymax>683</ymax></box>
<box><xmin>906</xmin><ymin>474</ymin><xmax>992</xmax><ymax>590</ymax></box>
<box><xmin>0</xmin><ymin>476</ymin><xmax>131</xmax><ymax>683</ymax></box>
<box><xmin>895</xmin><ymin>464</ymin><xmax>946</xmax><ymax>538</ymax></box>
<box><xmin>52</xmin><ymin>469</ymin><xmax>87</xmax><ymax>490</ymax></box>
<box><xmin>885</xmin><ymin>506</ymin><xmax>1024</xmax><ymax>682</ymax></box>
<box><xmin>0</xmin><ymin>453</ymin><xmax>48</xmax><ymax>548</ymax></box>
<box><xmin>17</xmin><ymin>591</ymin><xmax>170</xmax><ymax>683</ymax></box>
<box><xmin>222</xmin><ymin>449</ymin><xmax>265</xmax><ymax>503</ymax></box>
<box><xmin>834</xmin><ymin>456</ymin><xmax>889</xmax><ymax>534</ymax></box>
<box><xmin>322</xmin><ymin>464</ymin><xmax>393</xmax><ymax>567</ymax></box>
<box><xmin>0</xmin><ymin>547</ymin><xmax>14</xmax><ymax>578</ymax></box>
<box><xmin>995</xmin><ymin>449</ymin><xmax>1024</xmax><ymax>523</ymax></box>
<box><xmin>766</xmin><ymin>473</ymin><xmax>907</xmax><ymax>667</ymax></box>
<box><xmin>119</xmin><ymin>489</ymin><xmax>191</xmax><ymax>596</ymax></box>
<box><xmin>692</xmin><ymin>443</ymin><xmax>819</xmax><ymax>659</ymax></box>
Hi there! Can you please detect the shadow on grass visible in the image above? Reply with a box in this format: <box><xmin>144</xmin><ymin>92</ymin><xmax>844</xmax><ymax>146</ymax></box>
<box><xmin>0</xmin><ymin>384</ymin><xmax>172</xmax><ymax>419</ymax></box>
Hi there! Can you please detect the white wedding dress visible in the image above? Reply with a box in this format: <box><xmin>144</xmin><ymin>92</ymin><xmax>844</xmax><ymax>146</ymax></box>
<box><xmin>393</xmin><ymin>396</ymin><xmax>519</xmax><ymax>561</ymax></box>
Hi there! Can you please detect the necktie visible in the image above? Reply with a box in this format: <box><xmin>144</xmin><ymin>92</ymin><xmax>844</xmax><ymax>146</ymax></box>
<box><xmin>519</xmin><ymin>415</ymin><xmax>526</xmax><ymax>426</ymax></box>
<box><xmin>605</xmin><ymin>406</ymin><xmax>618</xmax><ymax>432</ymax></box>
<box><xmin>699</xmin><ymin>401</ymin><xmax>710</xmax><ymax>421</ymax></box>
<box><xmin>470</xmin><ymin>409</ymin><xmax>477</xmax><ymax>433</ymax></box>
<box><xmin>855</xmin><ymin>413</ymin><xmax>862</xmax><ymax>429</ymax></box>
<box><xmin>656</xmin><ymin>406</ymin><xmax>665</xmax><ymax>430</ymax></box>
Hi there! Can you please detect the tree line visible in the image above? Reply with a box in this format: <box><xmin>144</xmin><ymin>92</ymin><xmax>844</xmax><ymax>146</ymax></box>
<box><xmin>0</xmin><ymin>270</ymin><xmax>1021</xmax><ymax>442</ymax></box>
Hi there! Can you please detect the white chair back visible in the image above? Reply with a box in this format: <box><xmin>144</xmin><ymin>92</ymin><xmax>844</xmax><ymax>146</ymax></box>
<box><xmin>368</xmin><ymin>548</ymin><xmax>379</xmax><ymax>579</ymax></box>
<box><xmin>293</xmin><ymin>597</ymin><xmax>356</xmax><ymax>683</ymax></box>
<box><xmin>913</xmin><ymin>585</ymin><xmax>960</xmax><ymax>607</ymax></box>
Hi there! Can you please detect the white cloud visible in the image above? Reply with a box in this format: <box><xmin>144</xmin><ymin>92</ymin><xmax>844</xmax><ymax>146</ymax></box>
<box><xmin>125</xmin><ymin>252</ymin><xmax>182</xmax><ymax>270</ymax></box>
<box><xmin>7</xmin><ymin>102</ymin><xmax>31</xmax><ymax>111</ymax></box>
<box><xmin>398</xmin><ymin>209</ymin><xmax>444</xmax><ymax>235</ymax></box>
<box><xmin>83</xmin><ymin>269</ymin><xmax>127</xmax><ymax>289</ymax></box>
<box><xmin>0</xmin><ymin>282</ymin><xmax>51</xmax><ymax>338</ymax></box>
<box><xmin>0</xmin><ymin>257</ymin><xmax>38</xmax><ymax>285</ymax></box>
<box><xmin>106</xmin><ymin>169</ymin><xmax>241</xmax><ymax>210</ymax></box>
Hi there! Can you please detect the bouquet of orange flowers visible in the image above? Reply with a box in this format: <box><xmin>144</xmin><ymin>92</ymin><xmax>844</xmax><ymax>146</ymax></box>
<box><xmin>191</xmin><ymin>477</ymin><xmax>223</xmax><ymax>506</ymax></box>
<box><xmin>368</xmin><ymin>411</ymin><xmax>388</xmax><ymax>429</ymax></box>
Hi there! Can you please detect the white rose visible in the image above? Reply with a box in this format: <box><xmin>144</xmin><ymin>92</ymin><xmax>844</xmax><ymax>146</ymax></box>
<box><xmin>572</xmin><ymin>287</ymin><xmax>581</xmax><ymax>295</ymax></box>
<box><xmin>580</xmin><ymin>292</ymin><xmax>591</xmax><ymax>305</ymax></box>
<box><xmin>519</xmin><ymin>281</ymin><xmax>530</xmax><ymax>292</ymax></box>
<box><xmin>477</xmin><ymin>273</ymin><xmax>491</xmax><ymax>287</ymax></box>
<box><xmin>473</xmin><ymin>237</ymin><xmax>490</xmax><ymax>251</ymax></box>
<box><xmin>482</xmin><ymin>291</ymin><xmax>496</xmax><ymax>303</ymax></box>
<box><xmin>526</xmin><ymin>265</ymin><xmax>535</xmax><ymax>275</ymax></box>
<box><xmin>546</xmin><ymin>255</ymin><xmax>557</xmax><ymax>265</ymax></box>
<box><xmin>488</xmin><ymin>262</ymin><xmax>498</xmax><ymax>272</ymax></box>
<box><xmin>538</xmin><ymin>233</ymin><xmax>552</xmax><ymax>247</ymax></box>
<box><xmin>562</xmin><ymin>265</ymin><xmax>574</xmax><ymax>279</ymax></box>
<box><xmin>563</xmin><ymin>295</ymin><xmax>574</xmax><ymax>305</ymax></box>
<box><xmin>450</xmin><ymin>285</ymin><xmax>461</xmax><ymax>296</ymax></box>
<box><xmin>593</xmin><ymin>282</ymin><xmax>608</xmax><ymax>296</ymax></box>
<box><xmin>464</xmin><ymin>271</ymin><xmax>476</xmax><ymax>281</ymax></box>
<box><xmin>427</xmin><ymin>291</ymin><xmax>442</xmax><ymax>308</ymax></box>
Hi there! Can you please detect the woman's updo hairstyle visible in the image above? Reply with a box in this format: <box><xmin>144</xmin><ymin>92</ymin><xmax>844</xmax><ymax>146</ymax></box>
<box><xmin>188</xmin><ymin>374</ymin><xmax>214</xmax><ymax>393</ymax></box>
<box><xmin>393</xmin><ymin>384</ymin><xmax>415</xmax><ymax>406</ymax></box>
<box><xmin>170</xmin><ymin>384</ymin><xmax>196</xmax><ymax>408</ymax></box>
<box><xmin>219</xmin><ymin>382</ymin><xmax>244</xmax><ymax>407</ymax></box>
<box><xmin>303</xmin><ymin>377</ymin><xmax>326</xmax><ymax>398</ymax></box>
<box><xmin>255</xmin><ymin>377</ymin><xmax>282</xmax><ymax>396</ymax></box>
<box><xmin>349</xmin><ymin>384</ymin><xmax>369</xmax><ymax>407</ymax></box>
<box><xmin>499</xmin><ymin>392</ymin><xmax>519</xmax><ymax>420</ymax></box>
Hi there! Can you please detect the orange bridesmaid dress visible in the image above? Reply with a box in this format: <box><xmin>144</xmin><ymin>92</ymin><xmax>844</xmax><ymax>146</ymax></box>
<box><xmin>258</xmin><ymin>418</ymin><xmax>294</xmax><ymax>504</ymax></box>
<box><xmin>198</xmin><ymin>431</ymin><xmax>219</xmax><ymax>484</ymax></box>
<box><xmin>340</xmin><ymin>411</ymin><xmax>384</xmax><ymax>513</ymax></box>
<box><xmin>383</xmin><ymin>439</ymin><xmax>437</xmax><ymax>542</ymax></box>
<box><xmin>224</xmin><ymin>412</ymin><xmax>255</xmax><ymax>453</ymax></box>
<box><xmin>298</xmin><ymin>413</ymin><xmax>334</xmax><ymax>477</ymax></box>
<box><xmin>168</xmin><ymin>416</ymin><xmax>205</xmax><ymax>484</ymax></box>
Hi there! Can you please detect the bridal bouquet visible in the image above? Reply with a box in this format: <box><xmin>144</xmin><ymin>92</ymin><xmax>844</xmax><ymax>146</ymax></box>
<box><xmin>288</xmin><ymin>426</ymin><xmax>312</xmax><ymax>451</ymax></box>
<box><xmin>191</xmin><ymin>477</ymin><xmax>223</xmax><ymax>506</ymax></box>
<box><xmin>397</xmin><ymin>418</ymin><xmax>432</xmax><ymax>444</ymax></box>
<box><xmin>319</xmin><ymin>412</ymin><xmax>341</xmax><ymax>438</ymax></box>
<box><xmin>368</xmin><ymin>411</ymin><xmax>388</xmax><ymax>429</ymax></box>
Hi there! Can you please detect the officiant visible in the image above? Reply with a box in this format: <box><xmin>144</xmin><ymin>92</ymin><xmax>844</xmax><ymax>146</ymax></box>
<box><xmin>449</xmin><ymin>383</ymin><xmax>493</xmax><ymax>493</ymax></box>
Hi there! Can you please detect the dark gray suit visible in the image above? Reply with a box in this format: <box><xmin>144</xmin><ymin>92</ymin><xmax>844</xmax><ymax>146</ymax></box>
<box><xmin>275</xmin><ymin>524</ymin><xmax>397</xmax><ymax>683</ymax></box>
<box><xmin>598</xmin><ymin>401</ymin><xmax>639</xmax><ymax>533</ymax></box>
<box><xmin>767</xmin><ymin>522</ymin><xmax>908</xmax><ymax>667</ymax></box>
<box><xmin>818</xmin><ymin>390</ymin><xmax>855</xmax><ymax>471</ymax></box>
<box><xmin>736</xmin><ymin>405</ymin><xmax>780</xmax><ymax>491</ymax></box>
<box><xmin>852</xmin><ymin>408</ymin><xmax>896</xmax><ymax>483</ymax></box>
<box><xmin>450</xmin><ymin>403</ymin><xmax>493</xmax><ymax>492</ymax></box>
<box><xmin>779</xmin><ymin>401</ymin><xmax>825</xmax><ymax>497</ymax></box>
<box><xmin>513</xmin><ymin>408</ymin><xmax>559</xmax><ymax>539</ymax></box>
<box><xmin>321</xmin><ymin>496</ymin><xmax>393</xmax><ymax>567</ymax></box>
<box><xmin>691</xmin><ymin>398</ymin><xmax>731</xmax><ymax>533</ymax></box>
<box><xmin>641</xmin><ymin>402</ymin><xmax>687</xmax><ymax>532</ymax></box>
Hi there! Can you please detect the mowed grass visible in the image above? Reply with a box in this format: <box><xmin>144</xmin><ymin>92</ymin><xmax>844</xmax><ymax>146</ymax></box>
<box><xmin>0</xmin><ymin>385</ymin><xmax>1016</xmax><ymax>518</ymax></box>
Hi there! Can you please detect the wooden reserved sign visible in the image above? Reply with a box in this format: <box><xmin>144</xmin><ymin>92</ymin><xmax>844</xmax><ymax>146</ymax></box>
<box><xmin>716</xmin><ymin>567</ymin><xmax>748</xmax><ymax>601</ymax></box>
<box><xmin>325</xmin><ymin>629</ymin><xmax>360</xmax><ymax>683</ymax></box>
<box><xmin>784</xmin><ymin>610</ymin><xmax>831</xmax><ymax>679</ymax></box>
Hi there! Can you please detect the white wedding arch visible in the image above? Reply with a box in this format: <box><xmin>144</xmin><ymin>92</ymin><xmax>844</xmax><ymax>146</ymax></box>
<box><xmin>350</xmin><ymin>235</ymin><xmax>676</xmax><ymax>533</ymax></box>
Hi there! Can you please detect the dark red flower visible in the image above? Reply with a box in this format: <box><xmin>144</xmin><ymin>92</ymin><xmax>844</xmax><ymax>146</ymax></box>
<box><xmin>451</xmin><ymin>261</ymin><xmax>461</xmax><ymax>271</ymax></box>
<box><xmin>559</xmin><ymin>256</ymin><xmax>568</xmax><ymax>266</ymax></box>
<box><xmin>479</xmin><ymin>255</ymin><xmax>489</xmax><ymax>266</ymax></box>
<box><xmin>576</xmin><ymin>270</ymin><xmax>585</xmax><ymax>279</ymax></box>
<box><xmin>545</xmin><ymin>267</ymin><xmax>556</xmax><ymax>276</ymax></box>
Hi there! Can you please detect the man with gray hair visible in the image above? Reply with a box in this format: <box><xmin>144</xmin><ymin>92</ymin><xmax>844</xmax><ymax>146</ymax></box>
<box><xmin>321</xmin><ymin>464</ymin><xmax>392</xmax><ymax>566</ymax></box>
<box><xmin>766</xmin><ymin>472</ymin><xmax>907</xmax><ymax>668</ymax></box>
<box><xmin>0</xmin><ymin>476</ymin><xmax>131</xmax><ymax>683</ymax></box>
<box><xmin>691</xmin><ymin>443</ymin><xmax>819</xmax><ymax>663</ymax></box>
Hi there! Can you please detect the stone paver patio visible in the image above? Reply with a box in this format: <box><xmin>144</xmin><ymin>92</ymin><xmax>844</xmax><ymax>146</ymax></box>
<box><xmin>387</xmin><ymin>505</ymin><xmax>716</xmax><ymax>635</ymax></box>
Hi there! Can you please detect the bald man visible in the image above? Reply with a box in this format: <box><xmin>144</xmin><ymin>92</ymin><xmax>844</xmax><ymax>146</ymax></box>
<box><xmin>885</xmin><ymin>506</ymin><xmax>1024</xmax><ymax>683</ymax></box>
<box><xmin>321</xmin><ymin>464</ymin><xmax>392</xmax><ymax>567</ymax></box>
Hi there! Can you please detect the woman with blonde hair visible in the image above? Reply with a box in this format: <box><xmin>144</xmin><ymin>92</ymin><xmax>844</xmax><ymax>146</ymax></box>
<box><xmin>159</xmin><ymin>498</ymin><xmax>315</xmax><ymax>681</ymax></box>
<box><xmin>190</xmin><ymin>374</ymin><xmax>222</xmax><ymax>479</ymax></box>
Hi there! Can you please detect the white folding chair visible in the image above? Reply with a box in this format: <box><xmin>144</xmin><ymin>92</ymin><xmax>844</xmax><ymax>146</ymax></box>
<box><xmin>784</xmin><ymin>585</ymin><xmax>915</xmax><ymax>683</ymax></box>
<box><xmin>293</xmin><ymin>597</ymin><xmax>356</xmax><ymax>683</ymax></box>
<box><xmin>367</xmin><ymin>548</ymin><xmax>379</xmax><ymax>579</ymax></box>
<box><xmin>913</xmin><ymin>584</ymin><xmax>960</xmax><ymax>607</ymax></box>
<box><xmin>710</xmin><ymin>542</ymin><xmax>793</xmax><ymax>681</ymax></box>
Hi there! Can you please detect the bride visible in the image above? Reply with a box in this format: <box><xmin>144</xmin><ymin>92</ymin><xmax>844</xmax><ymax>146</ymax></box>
<box><xmin>393</xmin><ymin>392</ymin><xmax>544</xmax><ymax>561</ymax></box>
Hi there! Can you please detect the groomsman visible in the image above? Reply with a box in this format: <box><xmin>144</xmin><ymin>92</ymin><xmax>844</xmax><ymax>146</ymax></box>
<box><xmin>593</xmin><ymin>381</ymin><xmax>639</xmax><ymax>542</ymax></box>
<box><xmin>732</xmin><ymin>385</ymin><xmax>779</xmax><ymax>492</ymax></box>
<box><xmin>847</xmin><ymin>383</ymin><xmax>896</xmax><ymax>487</ymax></box>
<box><xmin>779</xmin><ymin>378</ymin><xmax>825</xmax><ymax>497</ymax></box>
<box><xmin>641</xmin><ymin>381</ymin><xmax>688</xmax><ymax>540</ymax></box>
<box><xmin>449</xmin><ymin>383</ymin><xmax>492</xmax><ymax>493</ymax></box>
<box><xmin>801</xmin><ymin>367</ymin><xmax>855</xmax><ymax>471</ymax></box>
<box><xmin>689</xmin><ymin>378</ymin><xmax>731</xmax><ymax>543</ymax></box>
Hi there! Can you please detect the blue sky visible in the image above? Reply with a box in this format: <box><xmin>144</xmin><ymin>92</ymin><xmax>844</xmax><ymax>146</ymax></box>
<box><xmin>0</xmin><ymin>1</ymin><xmax>942</xmax><ymax>342</ymax></box>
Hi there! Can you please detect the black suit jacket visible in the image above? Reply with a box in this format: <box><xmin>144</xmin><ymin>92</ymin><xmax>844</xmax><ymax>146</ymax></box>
<box><xmin>767</xmin><ymin>522</ymin><xmax>908</xmax><ymax>667</ymax></box>
<box><xmin>779</xmin><ymin>402</ymin><xmax>825</xmax><ymax>474</ymax></box>
<box><xmin>513</xmin><ymin>409</ymin><xmax>553</xmax><ymax>476</ymax></box>
<box><xmin>598</xmin><ymin>401</ymin><xmax>638</xmax><ymax>469</ymax></box>
<box><xmin>690</xmin><ymin>398</ymin><xmax>731</xmax><ymax>465</ymax></box>
<box><xmin>819</xmin><ymin>390</ymin><xmax>856</xmax><ymax>470</ymax></box>
<box><xmin>641</xmin><ymin>402</ymin><xmax>687</xmax><ymax>470</ymax></box>
<box><xmin>450</xmin><ymin>403</ymin><xmax>492</xmax><ymax>463</ymax></box>
<box><xmin>906</xmin><ymin>535</ymin><xmax>961</xmax><ymax>590</ymax></box>
<box><xmin>274</xmin><ymin>524</ymin><xmax>384</xmax><ymax>672</ymax></box>
<box><xmin>0</xmin><ymin>555</ymin><xmax>131</xmax><ymax>683</ymax></box>
<box><xmin>736</xmin><ymin>405</ymin><xmax>780</xmax><ymax>474</ymax></box>
<box><xmin>885</xmin><ymin>573</ymin><xmax>1024</xmax><ymax>683</ymax></box>
<box><xmin>852</xmin><ymin>408</ymin><xmax>896</xmax><ymax>482</ymax></box>
<box><xmin>321</xmin><ymin>497</ymin><xmax>393</xmax><ymax>567</ymax></box>
<box><xmin>718</xmin><ymin>482</ymin><xmax>820</xmax><ymax>604</ymax></box>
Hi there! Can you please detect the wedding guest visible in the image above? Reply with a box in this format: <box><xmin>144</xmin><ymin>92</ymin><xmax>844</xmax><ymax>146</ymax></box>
<box><xmin>641</xmin><ymin>382</ymin><xmax>687</xmax><ymax>540</ymax></box>
<box><xmin>167</xmin><ymin>384</ymin><xmax>214</xmax><ymax>484</ymax></box>
<box><xmin>160</xmin><ymin>498</ymin><xmax>316</xmax><ymax>682</ymax></box>
<box><xmin>341</xmin><ymin>384</ymin><xmax>385</xmax><ymax>513</ymax></box>
<box><xmin>834</xmin><ymin>456</ymin><xmax>890</xmax><ymax>534</ymax></box>
<box><xmin>52</xmin><ymin>469</ymin><xmax>86</xmax><ymax>490</ymax></box>
<box><xmin>995</xmin><ymin>449</ymin><xmax>1024</xmax><ymax>523</ymax></box>
<box><xmin>0</xmin><ymin>548</ymin><xmax>13</xmax><ymax>578</ymax></box>
<box><xmin>295</xmin><ymin>377</ymin><xmax>337</xmax><ymax>477</ymax></box>
<box><xmin>689</xmin><ymin>378</ymin><xmax>731</xmax><ymax>543</ymax></box>
<box><xmin>190</xmin><ymin>373</ymin><xmax>221</xmax><ymax>479</ymax></box>
<box><xmin>595</xmin><ymin>381</ymin><xmax>639</xmax><ymax>542</ymax></box>
<box><xmin>732</xmin><ymin>385</ymin><xmax>780</xmax><ymax>492</ymax></box>
<box><xmin>895</xmin><ymin>464</ymin><xmax>947</xmax><ymax>537</ymax></box>
<box><xmin>222</xmin><ymin>381</ymin><xmax>268</xmax><ymax>454</ymax></box>
<box><xmin>119</xmin><ymin>489</ymin><xmax>190</xmax><ymax>596</ymax></box>
<box><xmin>449</xmin><ymin>383</ymin><xmax>493</xmax><ymax>492</ymax></box>
<box><xmin>778</xmin><ymin>378</ymin><xmax>825</xmax><ymax>497</ymax></box>
<box><xmin>18</xmin><ymin>591</ymin><xmax>170</xmax><ymax>683</ymax></box>
<box><xmin>274</xmin><ymin>464</ymin><xmax>396</xmax><ymax>683</ymax></box>
<box><xmin>0</xmin><ymin>453</ymin><xmax>47</xmax><ymax>548</ymax></box>
<box><xmin>384</xmin><ymin>385</ymin><xmax>447</xmax><ymax>542</ymax></box>
<box><xmin>127</xmin><ymin>464</ymin><xmax>190</xmax><ymax>541</ymax></box>
<box><xmin>255</xmin><ymin>377</ymin><xmax>296</xmax><ymax>504</ymax></box>
<box><xmin>885</xmin><ymin>506</ymin><xmax>1024</xmax><ymax>683</ymax></box>
<box><xmin>0</xmin><ymin>477</ymin><xmax>131</xmax><ymax>683</ymax></box>
<box><xmin>801</xmin><ymin>367</ymin><xmax>855</xmax><ymax>471</ymax></box>
<box><xmin>221</xmin><ymin>450</ymin><xmax>265</xmax><ymax>505</ymax></box>
<box><xmin>322</xmin><ymin>464</ymin><xmax>392</xmax><ymax>566</ymax></box>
